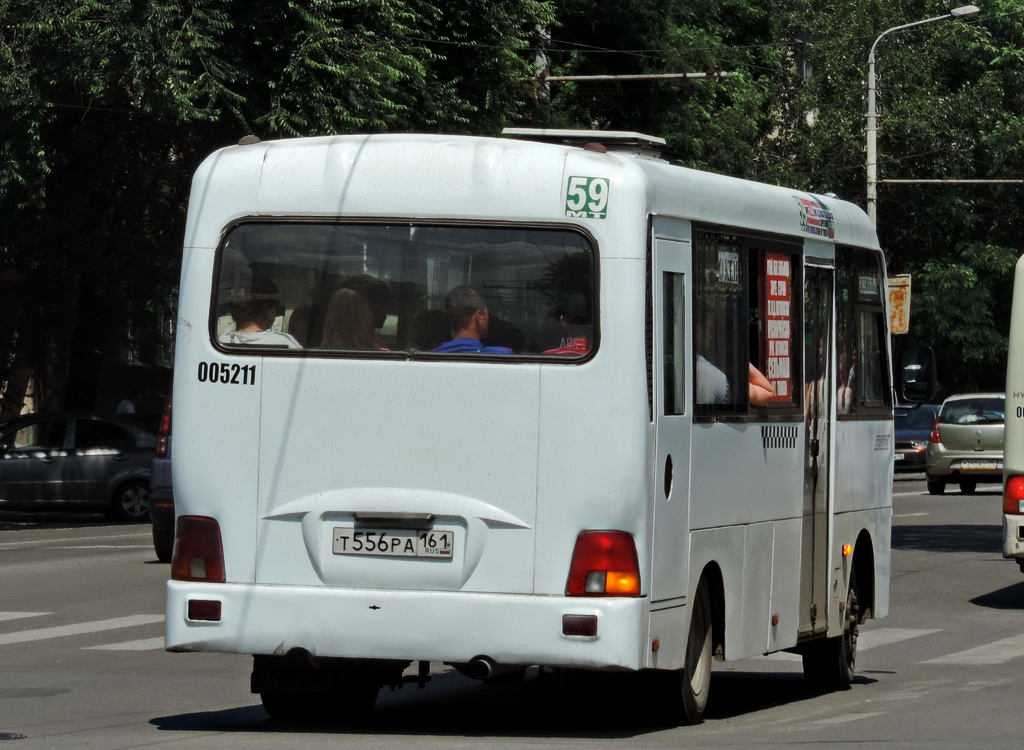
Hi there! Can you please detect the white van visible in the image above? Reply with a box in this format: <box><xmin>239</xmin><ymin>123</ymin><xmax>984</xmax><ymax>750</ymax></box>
<box><xmin>1003</xmin><ymin>254</ymin><xmax>1024</xmax><ymax>569</ymax></box>
<box><xmin>166</xmin><ymin>130</ymin><xmax>908</xmax><ymax>724</ymax></box>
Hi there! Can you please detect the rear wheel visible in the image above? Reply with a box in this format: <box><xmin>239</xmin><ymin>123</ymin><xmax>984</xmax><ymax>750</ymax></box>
<box><xmin>959</xmin><ymin>479</ymin><xmax>977</xmax><ymax>495</ymax></box>
<box><xmin>106</xmin><ymin>481</ymin><xmax>150</xmax><ymax>522</ymax></box>
<box><xmin>926</xmin><ymin>478</ymin><xmax>946</xmax><ymax>495</ymax></box>
<box><xmin>802</xmin><ymin>572</ymin><xmax>859</xmax><ymax>692</ymax></box>
<box><xmin>680</xmin><ymin>578</ymin><xmax>714</xmax><ymax>724</ymax></box>
<box><xmin>652</xmin><ymin>577</ymin><xmax>713</xmax><ymax>725</ymax></box>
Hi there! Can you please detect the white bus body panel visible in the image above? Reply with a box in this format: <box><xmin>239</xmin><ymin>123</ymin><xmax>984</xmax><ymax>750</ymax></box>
<box><xmin>1003</xmin><ymin>255</ymin><xmax>1024</xmax><ymax>559</ymax></box>
<box><xmin>167</xmin><ymin>134</ymin><xmax>889</xmax><ymax>673</ymax></box>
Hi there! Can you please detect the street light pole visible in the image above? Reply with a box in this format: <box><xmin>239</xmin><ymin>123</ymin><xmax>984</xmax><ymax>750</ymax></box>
<box><xmin>865</xmin><ymin>5</ymin><xmax>980</xmax><ymax>224</ymax></box>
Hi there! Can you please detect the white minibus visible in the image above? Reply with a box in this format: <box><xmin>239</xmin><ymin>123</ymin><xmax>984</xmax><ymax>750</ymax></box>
<box><xmin>166</xmin><ymin>130</ymin><xmax>917</xmax><ymax>724</ymax></box>
<box><xmin>1003</xmin><ymin>254</ymin><xmax>1024</xmax><ymax>569</ymax></box>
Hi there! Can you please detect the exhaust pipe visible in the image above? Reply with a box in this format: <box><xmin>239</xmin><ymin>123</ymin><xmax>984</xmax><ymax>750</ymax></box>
<box><xmin>449</xmin><ymin>656</ymin><xmax>525</xmax><ymax>680</ymax></box>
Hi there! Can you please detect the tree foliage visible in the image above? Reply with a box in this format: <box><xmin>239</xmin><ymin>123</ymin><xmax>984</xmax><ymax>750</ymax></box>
<box><xmin>0</xmin><ymin>0</ymin><xmax>552</xmax><ymax>413</ymax></box>
<box><xmin>537</xmin><ymin>0</ymin><xmax>1024</xmax><ymax>395</ymax></box>
<box><xmin>2</xmin><ymin>0</ymin><xmax>1022</xmax><ymax>411</ymax></box>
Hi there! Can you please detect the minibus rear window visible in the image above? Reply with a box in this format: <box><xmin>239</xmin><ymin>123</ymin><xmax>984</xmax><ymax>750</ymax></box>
<box><xmin>211</xmin><ymin>222</ymin><xmax>596</xmax><ymax>359</ymax></box>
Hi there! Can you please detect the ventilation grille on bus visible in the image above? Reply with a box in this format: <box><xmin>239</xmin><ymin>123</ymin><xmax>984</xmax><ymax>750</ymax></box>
<box><xmin>762</xmin><ymin>425</ymin><xmax>798</xmax><ymax>450</ymax></box>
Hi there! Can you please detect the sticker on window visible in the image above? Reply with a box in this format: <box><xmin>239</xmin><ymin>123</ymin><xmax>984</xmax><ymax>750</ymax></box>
<box><xmin>565</xmin><ymin>176</ymin><xmax>610</xmax><ymax>219</ymax></box>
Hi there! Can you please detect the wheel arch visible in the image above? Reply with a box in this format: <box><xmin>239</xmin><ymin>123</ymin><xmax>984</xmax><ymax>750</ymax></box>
<box><xmin>851</xmin><ymin>529</ymin><xmax>875</xmax><ymax>621</ymax></box>
<box><xmin>696</xmin><ymin>562</ymin><xmax>725</xmax><ymax>660</ymax></box>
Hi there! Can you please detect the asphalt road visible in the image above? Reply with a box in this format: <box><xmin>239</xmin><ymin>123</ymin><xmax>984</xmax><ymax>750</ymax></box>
<box><xmin>1</xmin><ymin>474</ymin><xmax>1021</xmax><ymax>749</ymax></box>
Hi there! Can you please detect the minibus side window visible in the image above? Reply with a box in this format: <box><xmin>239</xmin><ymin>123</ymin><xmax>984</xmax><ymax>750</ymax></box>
<box><xmin>692</xmin><ymin>227</ymin><xmax>799</xmax><ymax>417</ymax></box>
<box><xmin>210</xmin><ymin>223</ymin><xmax>596</xmax><ymax>361</ymax></box>
<box><xmin>836</xmin><ymin>246</ymin><xmax>891</xmax><ymax>415</ymax></box>
<box><xmin>663</xmin><ymin>272</ymin><xmax>686</xmax><ymax>415</ymax></box>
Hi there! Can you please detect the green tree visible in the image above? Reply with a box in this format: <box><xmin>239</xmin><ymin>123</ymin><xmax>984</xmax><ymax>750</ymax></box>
<box><xmin>0</xmin><ymin>0</ymin><xmax>552</xmax><ymax>414</ymax></box>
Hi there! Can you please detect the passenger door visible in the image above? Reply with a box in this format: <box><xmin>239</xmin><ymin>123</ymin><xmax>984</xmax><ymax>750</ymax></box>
<box><xmin>651</xmin><ymin>233</ymin><xmax>693</xmax><ymax>604</ymax></box>
<box><xmin>800</xmin><ymin>264</ymin><xmax>833</xmax><ymax>635</ymax></box>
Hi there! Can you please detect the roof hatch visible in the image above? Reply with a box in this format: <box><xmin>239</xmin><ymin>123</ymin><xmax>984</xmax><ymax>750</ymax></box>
<box><xmin>501</xmin><ymin>128</ymin><xmax>667</xmax><ymax>160</ymax></box>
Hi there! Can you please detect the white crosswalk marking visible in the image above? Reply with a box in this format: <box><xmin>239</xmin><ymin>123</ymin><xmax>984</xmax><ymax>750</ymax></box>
<box><xmin>751</xmin><ymin>626</ymin><xmax>941</xmax><ymax>663</ymax></box>
<box><xmin>84</xmin><ymin>637</ymin><xmax>166</xmax><ymax>651</ymax></box>
<box><xmin>858</xmin><ymin>627</ymin><xmax>941</xmax><ymax>650</ymax></box>
<box><xmin>0</xmin><ymin>614</ymin><xmax>163</xmax><ymax>646</ymax></box>
<box><xmin>924</xmin><ymin>633</ymin><xmax>1024</xmax><ymax>665</ymax></box>
<box><xmin>0</xmin><ymin>612</ymin><xmax>51</xmax><ymax>623</ymax></box>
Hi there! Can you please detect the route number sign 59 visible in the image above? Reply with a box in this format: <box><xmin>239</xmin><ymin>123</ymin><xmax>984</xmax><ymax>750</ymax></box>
<box><xmin>565</xmin><ymin>176</ymin><xmax>610</xmax><ymax>219</ymax></box>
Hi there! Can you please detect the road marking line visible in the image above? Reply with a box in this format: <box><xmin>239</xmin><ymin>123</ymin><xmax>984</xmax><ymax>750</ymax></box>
<box><xmin>0</xmin><ymin>532</ymin><xmax>150</xmax><ymax>549</ymax></box>
<box><xmin>893</xmin><ymin>512</ymin><xmax>930</xmax><ymax>518</ymax></box>
<box><xmin>924</xmin><ymin>633</ymin><xmax>1024</xmax><ymax>665</ymax></box>
<box><xmin>808</xmin><ymin>712</ymin><xmax>886</xmax><ymax>727</ymax></box>
<box><xmin>0</xmin><ymin>612</ymin><xmax>51</xmax><ymax>623</ymax></box>
<box><xmin>0</xmin><ymin>615</ymin><xmax>163</xmax><ymax>646</ymax></box>
<box><xmin>84</xmin><ymin>637</ymin><xmax>166</xmax><ymax>651</ymax></box>
<box><xmin>858</xmin><ymin>628</ymin><xmax>941</xmax><ymax>650</ymax></box>
<box><xmin>749</xmin><ymin>627</ymin><xmax>940</xmax><ymax>662</ymax></box>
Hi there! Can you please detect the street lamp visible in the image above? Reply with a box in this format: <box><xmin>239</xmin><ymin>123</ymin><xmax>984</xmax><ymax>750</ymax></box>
<box><xmin>865</xmin><ymin>5</ymin><xmax>980</xmax><ymax>224</ymax></box>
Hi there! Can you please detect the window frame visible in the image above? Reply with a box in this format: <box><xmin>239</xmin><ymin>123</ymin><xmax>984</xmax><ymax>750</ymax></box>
<box><xmin>207</xmin><ymin>218</ymin><xmax>601</xmax><ymax>364</ymax></box>
<box><xmin>691</xmin><ymin>224</ymin><xmax>803</xmax><ymax>423</ymax></box>
<box><xmin>835</xmin><ymin>245</ymin><xmax>892</xmax><ymax>418</ymax></box>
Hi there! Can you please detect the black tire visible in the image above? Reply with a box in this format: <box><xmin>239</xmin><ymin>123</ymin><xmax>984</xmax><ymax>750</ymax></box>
<box><xmin>152</xmin><ymin>525</ymin><xmax>173</xmax><ymax>563</ymax></box>
<box><xmin>106</xmin><ymin>480</ymin><xmax>151</xmax><ymax>522</ymax></box>
<box><xmin>802</xmin><ymin>572</ymin><xmax>859</xmax><ymax>692</ymax></box>
<box><xmin>261</xmin><ymin>684</ymin><xmax>379</xmax><ymax>723</ymax></box>
<box><xmin>648</xmin><ymin>578</ymin><xmax>714</xmax><ymax>726</ymax></box>
<box><xmin>959</xmin><ymin>479</ymin><xmax>977</xmax><ymax>495</ymax></box>
<box><xmin>926</xmin><ymin>478</ymin><xmax>946</xmax><ymax>495</ymax></box>
<box><xmin>680</xmin><ymin>577</ymin><xmax>714</xmax><ymax>724</ymax></box>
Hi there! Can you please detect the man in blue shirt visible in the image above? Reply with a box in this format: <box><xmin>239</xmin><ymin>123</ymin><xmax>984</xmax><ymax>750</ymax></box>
<box><xmin>432</xmin><ymin>286</ymin><xmax>514</xmax><ymax>354</ymax></box>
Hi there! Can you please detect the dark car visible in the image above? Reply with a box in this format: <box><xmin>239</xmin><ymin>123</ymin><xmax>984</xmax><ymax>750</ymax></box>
<box><xmin>150</xmin><ymin>395</ymin><xmax>174</xmax><ymax>562</ymax></box>
<box><xmin>0</xmin><ymin>412</ymin><xmax>155</xmax><ymax>520</ymax></box>
<box><xmin>893</xmin><ymin>404</ymin><xmax>940</xmax><ymax>473</ymax></box>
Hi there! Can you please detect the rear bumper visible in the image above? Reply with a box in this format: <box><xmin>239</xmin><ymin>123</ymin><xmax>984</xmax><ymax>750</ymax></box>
<box><xmin>925</xmin><ymin>454</ymin><xmax>1003</xmax><ymax>480</ymax></box>
<box><xmin>166</xmin><ymin>582</ymin><xmax>647</xmax><ymax>671</ymax></box>
<box><xmin>1003</xmin><ymin>514</ymin><xmax>1024</xmax><ymax>560</ymax></box>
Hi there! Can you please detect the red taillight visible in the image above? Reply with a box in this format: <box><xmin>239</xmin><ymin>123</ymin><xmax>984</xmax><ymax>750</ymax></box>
<box><xmin>155</xmin><ymin>395</ymin><xmax>172</xmax><ymax>458</ymax></box>
<box><xmin>1004</xmin><ymin>476</ymin><xmax>1024</xmax><ymax>515</ymax></box>
<box><xmin>566</xmin><ymin>531</ymin><xmax>641</xmax><ymax>597</ymax></box>
<box><xmin>929</xmin><ymin>419</ymin><xmax>942</xmax><ymax>444</ymax></box>
<box><xmin>171</xmin><ymin>516</ymin><xmax>225</xmax><ymax>582</ymax></box>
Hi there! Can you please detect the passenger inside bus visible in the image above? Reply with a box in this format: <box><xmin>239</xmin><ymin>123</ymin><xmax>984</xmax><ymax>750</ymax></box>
<box><xmin>219</xmin><ymin>275</ymin><xmax>302</xmax><ymax>349</ymax></box>
<box><xmin>339</xmin><ymin>274</ymin><xmax>390</xmax><ymax>332</ymax></box>
<box><xmin>432</xmin><ymin>286</ymin><xmax>515</xmax><ymax>354</ymax></box>
<box><xmin>321</xmin><ymin>289</ymin><xmax>379</xmax><ymax>350</ymax></box>
<box><xmin>286</xmin><ymin>302</ymin><xmax>321</xmax><ymax>348</ymax></box>
<box><xmin>748</xmin><ymin>364</ymin><xmax>775</xmax><ymax>406</ymax></box>
<box><xmin>544</xmin><ymin>292</ymin><xmax>591</xmax><ymax>355</ymax></box>
<box><xmin>696</xmin><ymin>354</ymin><xmax>730</xmax><ymax>404</ymax></box>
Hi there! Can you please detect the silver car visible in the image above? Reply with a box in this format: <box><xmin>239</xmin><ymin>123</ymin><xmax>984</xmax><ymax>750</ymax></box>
<box><xmin>925</xmin><ymin>393</ymin><xmax>1005</xmax><ymax>495</ymax></box>
<box><xmin>0</xmin><ymin>412</ymin><xmax>154</xmax><ymax>520</ymax></box>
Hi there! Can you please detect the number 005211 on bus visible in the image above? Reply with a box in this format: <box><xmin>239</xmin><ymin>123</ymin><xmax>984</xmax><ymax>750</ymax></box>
<box><xmin>332</xmin><ymin>528</ymin><xmax>455</xmax><ymax>558</ymax></box>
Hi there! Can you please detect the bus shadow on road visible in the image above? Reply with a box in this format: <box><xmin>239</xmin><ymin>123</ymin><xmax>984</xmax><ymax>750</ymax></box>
<box><xmin>891</xmin><ymin>524</ymin><xmax>1001</xmax><ymax>554</ymax></box>
<box><xmin>970</xmin><ymin>580</ymin><xmax>1024</xmax><ymax>610</ymax></box>
<box><xmin>150</xmin><ymin>668</ymin><xmax>864</xmax><ymax>738</ymax></box>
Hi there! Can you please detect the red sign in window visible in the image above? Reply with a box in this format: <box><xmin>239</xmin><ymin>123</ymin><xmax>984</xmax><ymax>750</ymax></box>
<box><xmin>765</xmin><ymin>254</ymin><xmax>792</xmax><ymax>402</ymax></box>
